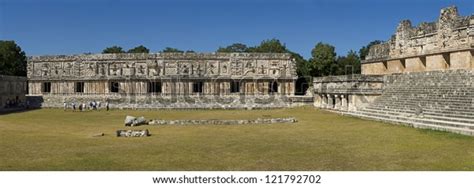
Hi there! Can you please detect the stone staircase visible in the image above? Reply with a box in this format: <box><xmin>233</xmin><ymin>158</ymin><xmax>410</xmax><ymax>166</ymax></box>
<box><xmin>348</xmin><ymin>70</ymin><xmax>474</xmax><ymax>136</ymax></box>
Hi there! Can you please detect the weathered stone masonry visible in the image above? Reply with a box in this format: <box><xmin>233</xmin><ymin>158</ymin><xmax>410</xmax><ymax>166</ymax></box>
<box><xmin>0</xmin><ymin>75</ymin><xmax>27</xmax><ymax>109</ymax></box>
<box><xmin>313</xmin><ymin>74</ymin><xmax>384</xmax><ymax>111</ymax></box>
<box><xmin>362</xmin><ymin>6</ymin><xmax>474</xmax><ymax>75</ymax></box>
<box><xmin>313</xmin><ymin>6</ymin><xmax>474</xmax><ymax>136</ymax></box>
<box><xmin>27</xmin><ymin>53</ymin><xmax>298</xmax><ymax>108</ymax></box>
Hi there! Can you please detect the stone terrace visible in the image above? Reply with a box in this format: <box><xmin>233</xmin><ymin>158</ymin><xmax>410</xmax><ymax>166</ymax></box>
<box><xmin>348</xmin><ymin>70</ymin><xmax>474</xmax><ymax>136</ymax></box>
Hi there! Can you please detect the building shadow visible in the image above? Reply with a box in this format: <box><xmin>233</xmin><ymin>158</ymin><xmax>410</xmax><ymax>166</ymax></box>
<box><xmin>0</xmin><ymin>96</ymin><xmax>43</xmax><ymax>115</ymax></box>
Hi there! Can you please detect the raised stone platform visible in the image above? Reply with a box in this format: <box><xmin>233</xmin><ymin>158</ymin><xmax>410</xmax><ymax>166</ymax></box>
<box><xmin>346</xmin><ymin>70</ymin><xmax>474</xmax><ymax>136</ymax></box>
<box><xmin>148</xmin><ymin>117</ymin><xmax>297</xmax><ymax>125</ymax></box>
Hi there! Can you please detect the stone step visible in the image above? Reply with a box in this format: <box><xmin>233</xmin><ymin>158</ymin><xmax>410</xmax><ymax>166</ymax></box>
<box><xmin>383</xmin><ymin>91</ymin><xmax>474</xmax><ymax>96</ymax></box>
<box><xmin>366</xmin><ymin>105</ymin><xmax>474</xmax><ymax>115</ymax></box>
<box><xmin>422</xmin><ymin>111</ymin><xmax>474</xmax><ymax>119</ymax></box>
<box><xmin>372</xmin><ymin>102</ymin><xmax>474</xmax><ymax>110</ymax></box>
<box><xmin>375</xmin><ymin>99</ymin><xmax>474</xmax><ymax>105</ymax></box>
<box><xmin>353</xmin><ymin>110</ymin><xmax>474</xmax><ymax>131</ymax></box>
<box><xmin>361</xmin><ymin>108</ymin><xmax>474</xmax><ymax>124</ymax></box>
<box><xmin>345</xmin><ymin>111</ymin><xmax>474</xmax><ymax>136</ymax></box>
<box><xmin>368</xmin><ymin>105</ymin><xmax>474</xmax><ymax>114</ymax></box>
<box><xmin>372</xmin><ymin>100</ymin><xmax>474</xmax><ymax>108</ymax></box>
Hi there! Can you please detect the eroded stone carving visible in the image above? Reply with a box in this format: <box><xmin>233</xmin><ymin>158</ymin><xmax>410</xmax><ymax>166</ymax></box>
<box><xmin>28</xmin><ymin>53</ymin><xmax>295</xmax><ymax>80</ymax></box>
<box><xmin>365</xmin><ymin>6</ymin><xmax>473</xmax><ymax>61</ymax></box>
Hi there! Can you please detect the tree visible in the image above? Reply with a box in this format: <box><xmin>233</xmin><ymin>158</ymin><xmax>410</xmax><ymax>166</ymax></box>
<box><xmin>309</xmin><ymin>42</ymin><xmax>337</xmax><ymax>77</ymax></box>
<box><xmin>359</xmin><ymin>40</ymin><xmax>383</xmax><ymax>60</ymax></box>
<box><xmin>161</xmin><ymin>47</ymin><xmax>184</xmax><ymax>53</ymax></box>
<box><xmin>289</xmin><ymin>51</ymin><xmax>311</xmax><ymax>95</ymax></box>
<box><xmin>0</xmin><ymin>40</ymin><xmax>27</xmax><ymax>76</ymax></box>
<box><xmin>127</xmin><ymin>45</ymin><xmax>150</xmax><ymax>53</ymax></box>
<box><xmin>252</xmin><ymin>38</ymin><xmax>287</xmax><ymax>53</ymax></box>
<box><xmin>335</xmin><ymin>50</ymin><xmax>361</xmax><ymax>75</ymax></box>
<box><xmin>217</xmin><ymin>43</ymin><xmax>248</xmax><ymax>53</ymax></box>
<box><xmin>102</xmin><ymin>46</ymin><xmax>125</xmax><ymax>54</ymax></box>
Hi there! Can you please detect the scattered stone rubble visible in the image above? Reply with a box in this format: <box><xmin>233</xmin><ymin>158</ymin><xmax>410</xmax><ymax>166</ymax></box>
<box><xmin>147</xmin><ymin>117</ymin><xmax>297</xmax><ymax>125</ymax></box>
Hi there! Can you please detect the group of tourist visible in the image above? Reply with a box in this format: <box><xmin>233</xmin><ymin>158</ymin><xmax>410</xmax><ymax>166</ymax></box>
<box><xmin>64</xmin><ymin>100</ymin><xmax>109</xmax><ymax>111</ymax></box>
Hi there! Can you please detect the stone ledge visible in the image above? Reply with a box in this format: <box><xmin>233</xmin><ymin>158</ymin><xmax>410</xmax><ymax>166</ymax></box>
<box><xmin>148</xmin><ymin>117</ymin><xmax>297</xmax><ymax>125</ymax></box>
<box><xmin>362</xmin><ymin>47</ymin><xmax>474</xmax><ymax>64</ymax></box>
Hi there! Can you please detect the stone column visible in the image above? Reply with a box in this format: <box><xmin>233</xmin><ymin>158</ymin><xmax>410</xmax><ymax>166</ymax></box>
<box><xmin>321</xmin><ymin>94</ymin><xmax>327</xmax><ymax>108</ymax></box>
<box><xmin>341</xmin><ymin>94</ymin><xmax>348</xmax><ymax>111</ymax></box>
<box><xmin>327</xmin><ymin>94</ymin><xmax>333</xmax><ymax>109</ymax></box>
<box><xmin>334</xmin><ymin>94</ymin><xmax>341</xmax><ymax>110</ymax></box>
<box><xmin>314</xmin><ymin>94</ymin><xmax>321</xmax><ymax>107</ymax></box>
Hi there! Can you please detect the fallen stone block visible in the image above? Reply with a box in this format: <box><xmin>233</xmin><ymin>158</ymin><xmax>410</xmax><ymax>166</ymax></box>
<box><xmin>116</xmin><ymin>129</ymin><xmax>150</xmax><ymax>137</ymax></box>
<box><xmin>124</xmin><ymin>115</ymin><xmax>136</xmax><ymax>126</ymax></box>
<box><xmin>124</xmin><ymin>115</ymin><xmax>148</xmax><ymax>126</ymax></box>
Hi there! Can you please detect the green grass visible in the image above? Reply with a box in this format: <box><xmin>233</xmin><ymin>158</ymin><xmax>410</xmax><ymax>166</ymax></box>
<box><xmin>0</xmin><ymin>107</ymin><xmax>473</xmax><ymax>171</ymax></box>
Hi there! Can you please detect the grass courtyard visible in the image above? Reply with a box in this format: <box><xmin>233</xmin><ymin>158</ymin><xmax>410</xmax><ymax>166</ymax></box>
<box><xmin>0</xmin><ymin>106</ymin><xmax>473</xmax><ymax>171</ymax></box>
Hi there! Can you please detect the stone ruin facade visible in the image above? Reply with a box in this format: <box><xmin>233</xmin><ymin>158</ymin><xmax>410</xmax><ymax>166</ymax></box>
<box><xmin>0</xmin><ymin>75</ymin><xmax>27</xmax><ymax>110</ymax></box>
<box><xmin>27</xmin><ymin>52</ymin><xmax>299</xmax><ymax>109</ymax></box>
<box><xmin>312</xmin><ymin>74</ymin><xmax>384</xmax><ymax>111</ymax></box>
<box><xmin>313</xmin><ymin>6</ymin><xmax>474</xmax><ymax>136</ymax></box>
<box><xmin>362</xmin><ymin>6</ymin><xmax>474</xmax><ymax>75</ymax></box>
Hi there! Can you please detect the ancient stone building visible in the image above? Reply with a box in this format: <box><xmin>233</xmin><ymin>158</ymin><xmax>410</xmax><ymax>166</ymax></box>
<box><xmin>313</xmin><ymin>74</ymin><xmax>384</xmax><ymax>111</ymax></box>
<box><xmin>0</xmin><ymin>75</ymin><xmax>27</xmax><ymax>109</ymax></box>
<box><xmin>362</xmin><ymin>6</ymin><xmax>473</xmax><ymax>75</ymax></box>
<box><xmin>313</xmin><ymin>6</ymin><xmax>474</xmax><ymax>136</ymax></box>
<box><xmin>27</xmin><ymin>52</ymin><xmax>298</xmax><ymax>108</ymax></box>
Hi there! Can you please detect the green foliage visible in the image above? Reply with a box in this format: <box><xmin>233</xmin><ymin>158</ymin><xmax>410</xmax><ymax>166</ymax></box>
<box><xmin>289</xmin><ymin>52</ymin><xmax>309</xmax><ymax>77</ymax></box>
<box><xmin>0</xmin><ymin>40</ymin><xmax>27</xmax><ymax>76</ymax></box>
<box><xmin>308</xmin><ymin>43</ymin><xmax>362</xmax><ymax>76</ymax></box>
<box><xmin>251</xmin><ymin>39</ymin><xmax>287</xmax><ymax>53</ymax></box>
<box><xmin>162</xmin><ymin>47</ymin><xmax>184</xmax><ymax>53</ymax></box>
<box><xmin>102</xmin><ymin>46</ymin><xmax>125</xmax><ymax>54</ymax></box>
<box><xmin>127</xmin><ymin>45</ymin><xmax>150</xmax><ymax>53</ymax></box>
<box><xmin>335</xmin><ymin>50</ymin><xmax>361</xmax><ymax>75</ymax></box>
<box><xmin>309</xmin><ymin>42</ymin><xmax>337</xmax><ymax>77</ymax></box>
<box><xmin>359</xmin><ymin>40</ymin><xmax>383</xmax><ymax>60</ymax></box>
<box><xmin>217</xmin><ymin>43</ymin><xmax>248</xmax><ymax>53</ymax></box>
<box><xmin>217</xmin><ymin>39</ymin><xmax>287</xmax><ymax>53</ymax></box>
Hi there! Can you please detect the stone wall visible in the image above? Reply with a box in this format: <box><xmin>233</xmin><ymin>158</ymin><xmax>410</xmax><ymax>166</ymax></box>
<box><xmin>27</xmin><ymin>52</ymin><xmax>298</xmax><ymax>109</ymax></box>
<box><xmin>0</xmin><ymin>75</ymin><xmax>27</xmax><ymax>109</ymax></box>
<box><xmin>27</xmin><ymin>53</ymin><xmax>296</xmax><ymax>82</ymax></box>
<box><xmin>313</xmin><ymin>74</ymin><xmax>384</xmax><ymax>111</ymax></box>
<box><xmin>362</xmin><ymin>6</ymin><xmax>474</xmax><ymax>75</ymax></box>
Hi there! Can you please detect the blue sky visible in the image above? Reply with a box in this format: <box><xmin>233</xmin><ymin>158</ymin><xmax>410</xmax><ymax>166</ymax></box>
<box><xmin>1</xmin><ymin>0</ymin><xmax>473</xmax><ymax>58</ymax></box>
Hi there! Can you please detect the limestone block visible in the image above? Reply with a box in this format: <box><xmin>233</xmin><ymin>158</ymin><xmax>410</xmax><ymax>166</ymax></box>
<box><xmin>450</xmin><ymin>51</ymin><xmax>472</xmax><ymax>70</ymax></box>
<box><xmin>405</xmin><ymin>57</ymin><xmax>426</xmax><ymax>72</ymax></box>
<box><xmin>116</xmin><ymin>129</ymin><xmax>149</xmax><ymax>137</ymax></box>
<box><xmin>426</xmin><ymin>54</ymin><xmax>449</xmax><ymax>71</ymax></box>
<box><xmin>387</xmin><ymin>60</ymin><xmax>405</xmax><ymax>74</ymax></box>
<box><xmin>362</xmin><ymin>62</ymin><xmax>387</xmax><ymax>75</ymax></box>
<box><xmin>124</xmin><ymin>115</ymin><xmax>148</xmax><ymax>126</ymax></box>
